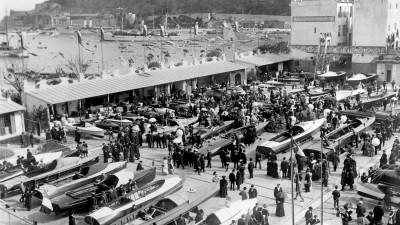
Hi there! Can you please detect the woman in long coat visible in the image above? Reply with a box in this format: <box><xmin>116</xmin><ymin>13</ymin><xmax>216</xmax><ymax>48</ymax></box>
<box><xmin>219</xmin><ymin>176</ymin><xmax>228</xmax><ymax>198</ymax></box>
<box><xmin>275</xmin><ymin>195</ymin><xmax>285</xmax><ymax>217</ymax></box>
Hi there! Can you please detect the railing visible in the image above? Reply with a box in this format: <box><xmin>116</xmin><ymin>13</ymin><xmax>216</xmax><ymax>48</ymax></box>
<box><xmin>0</xmin><ymin>207</ymin><xmax>34</xmax><ymax>225</ymax></box>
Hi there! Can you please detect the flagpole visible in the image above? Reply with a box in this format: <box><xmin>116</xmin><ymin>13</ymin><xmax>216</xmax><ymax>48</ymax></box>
<box><xmin>320</xmin><ymin>134</ymin><xmax>324</xmax><ymax>224</ymax></box>
<box><xmin>101</xmin><ymin>40</ymin><xmax>104</xmax><ymax>72</ymax></box>
<box><xmin>77</xmin><ymin>33</ymin><xmax>81</xmax><ymax>73</ymax></box>
<box><xmin>290</xmin><ymin>136</ymin><xmax>295</xmax><ymax>225</ymax></box>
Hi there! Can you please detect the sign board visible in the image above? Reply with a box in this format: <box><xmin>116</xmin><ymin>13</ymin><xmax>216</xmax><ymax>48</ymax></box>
<box><xmin>291</xmin><ymin>45</ymin><xmax>386</xmax><ymax>55</ymax></box>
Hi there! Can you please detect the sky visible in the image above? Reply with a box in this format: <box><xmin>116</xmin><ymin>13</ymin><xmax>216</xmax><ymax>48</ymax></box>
<box><xmin>0</xmin><ymin>0</ymin><xmax>47</xmax><ymax>21</ymax></box>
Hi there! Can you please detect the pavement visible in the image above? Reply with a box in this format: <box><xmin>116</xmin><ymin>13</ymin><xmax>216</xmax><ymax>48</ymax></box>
<box><xmin>0</xmin><ymin>115</ymin><xmax>397</xmax><ymax>225</ymax></box>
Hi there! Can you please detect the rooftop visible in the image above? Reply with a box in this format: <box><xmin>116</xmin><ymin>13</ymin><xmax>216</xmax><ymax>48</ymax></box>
<box><xmin>235</xmin><ymin>53</ymin><xmax>292</xmax><ymax>67</ymax></box>
<box><xmin>25</xmin><ymin>61</ymin><xmax>247</xmax><ymax>105</ymax></box>
<box><xmin>0</xmin><ymin>98</ymin><xmax>26</xmax><ymax>114</ymax></box>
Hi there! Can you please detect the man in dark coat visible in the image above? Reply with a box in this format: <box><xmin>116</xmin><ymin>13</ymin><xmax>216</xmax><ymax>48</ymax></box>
<box><xmin>74</xmin><ymin>128</ymin><xmax>81</xmax><ymax>144</ymax></box>
<box><xmin>373</xmin><ymin>202</ymin><xmax>384</xmax><ymax>223</ymax></box>
<box><xmin>129</xmin><ymin>143</ymin><xmax>135</xmax><ymax>163</ymax></box>
<box><xmin>241</xmin><ymin>150</ymin><xmax>247</xmax><ymax>165</ymax></box>
<box><xmin>248</xmin><ymin>158</ymin><xmax>255</xmax><ymax>179</ymax></box>
<box><xmin>281</xmin><ymin>157</ymin><xmax>288</xmax><ymax>178</ymax></box>
<box><xmin>206</xmin><ymin>150</ymin><xmax>212</xmax><ymax>168</ymax></box>
<box><xmin>236</xmin><ymin>170</ymin><xmax>242</xmax><ymax>190</ymax></box>
<box><xmin>332</xmin><ymin>152</ymin><xmax>340</xmax><ymax>172</ymax></box>
<box><xmin>219</xmin><ymin>176</ymin><xmax>228</xmax><ymax>198</ymax></box>
<box><xmin>305</xmin><ymin>207</ymin><xmax>313</xmax><ymax>225</ymax></box>
<box><xmin>229</xmin><ymin>169</ymin><xmax>236</xmax><ymax>190</ymax></box>
<box><xmin>255</xmin><ymin>150</ymin><xmax>262</xmax><ymax>169</ymax></box>
<box><xmin>248</xmin><ymin>184</ymin><xmax>258</xmax><ymax>199</ymax></box>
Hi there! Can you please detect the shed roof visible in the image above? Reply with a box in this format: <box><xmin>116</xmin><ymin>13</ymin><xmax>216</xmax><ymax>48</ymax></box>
<box><xmin>25</xmin><ymin>61</ymin><xmax>246</xmax><ymax>104</ymax></box>
<box><xmin>235</xmin><ymin>53</ymin><xmax>292</xmax><ymax>67</ymax></box>
<box><xmin>0</xmin><ymin>98</ymin><xmax>26</xmax><ymax>114</ymax></box>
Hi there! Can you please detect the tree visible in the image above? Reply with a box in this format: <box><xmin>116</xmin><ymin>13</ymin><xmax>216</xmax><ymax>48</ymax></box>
<box><xmin>253</xmin><ymin>41</ymin><xmax>291</xmax><ymax>55</ymax></box>
<box><xmin>65</xmin><ymin>56</ymin><xmax>92</xmax><ymax>78</ymax></box>
<box><xmin>148</xmin><ymin>61</ymin><xmax>161</xmax><ymax>69</ymax></box>
<box><xmin>206</xmin><ymin>49</ymin><xmax>222</xmax><ymax>58</ymax></box>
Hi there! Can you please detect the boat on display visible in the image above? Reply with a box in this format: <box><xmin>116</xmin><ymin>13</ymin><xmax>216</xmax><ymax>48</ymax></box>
<box><xmin>289</xmin><ymin>71</ymin><xmax>314</xmax><ymax>78</ymax></box>
<box><xmin>169</xmin><ymin>117</ymin><xmax>199</xmax><ymax>127</ymax></box>
<box><xmin>113</xmin><ymin>113</ymin><xmax>145</xmax><ymax>122</ymax></box>
<box><xmin>256</xmin><ymin>118</ymin><xmax>325</xmax><ymax>155</ymax></box>
<box><xmin>308</xmin><ymin>88</ymin><xmax>333</xmax><ymax>97</ymax></box>
<box><xmin>194</xmin><ymin>120</ymin><xmax>235</xmax><ymax>141</ymax></box>
<box><xmin>341</xmin><ymin>110</ymin><xmax>393</xmax><ymax>123</ymax></box>
<box><xmin>356</xmin><ymin>169</ymin><xmax>400</xmax><ymax>204</ymax></box>
<box><xmin>199</xmin><ymin>198</ymin><xmax>257</xmax><ymax>225</ymax></box>
<box><xmin>318</xmin><ymin>71</ymin><xmax>347</xmax><ymax>81</ymax></box>
<box><xmin>324</xmin><ymin>116</ymin><xmax>375</xmax><ymax>151</ymax></box>
<box><xmin>100</xmin><ymin>118</ymin><xmax>133</xmax><ymax>127</ymax></box>
<box><xmin>277</xmin><ymin>77</ymin><xmax>301</xmax><ymax>83</ymax></box>
<box><xmin>265</xmin><ymin>80</ymin><xmax>285</xmax><ymax>87</ymax></box>
<box><xmin>64</xmin><ymin>121</ymin><xmax>105</xmax><ymax>138</ymax></box>
<box><xmin>0</xmin><ymin>152</ymin><xmax>63</xmax><ymax>183</ymax></box>
<box><xmin>197</xmin><ymin>121</ymin><xmax>270</xmax><ymax>156</ymax></box>
<box><xmin>359</xmin><ymin>91</ymin><xmax>397</xmax><ymax>109</ymax></box>
<box><xmin>346</xmin><ymin>73</ymin><xmax>378</xmax><ymax>86</ymax></box>
<box><xmin>127</xmin><ymin>182</ymin><xmax>219</xmax><ymax>225</ymax></box>
<box><xmin>95</xmin><ymin>120</ymin><xmax>120</xmax><ymax>131</ymax></box>
<box><xmin>34</xmin><ymin>162</ymin><xmax>127</xmax><ymax>199</ymax></box>
<box><xmin>49</xmin><ymin>168</ymin><xmax>156</xmax><ymax>215</ymax></box>
<box><xmin>84</xmin><ymin>177</ymin><xmax>183</xmax><ymax>225</ymax></box>
<box><xmin>0</xmin><ymin>156</ymin><xmax>99</xmax><ymax>199</ymax></box>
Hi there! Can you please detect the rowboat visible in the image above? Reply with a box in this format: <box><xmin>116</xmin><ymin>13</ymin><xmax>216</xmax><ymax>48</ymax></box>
<box><xmin>0</xmin><ymin>152</ymin><xmax>63</xmax><ymax>183</ymax></box>
<box><xmin>65</xmin><ymin>122</ymin><xmax>105</xmax><ymax>138</ymax></box>
<box><xmin>194</xmin><ymin>120</ymin><xmax>235</xmax><ymax>141</ymax></box>
<box><xmin>84</xmin><ymin>177</ymin><xmax>183</xmax><ymax>225</ymax></box>
<box><xmin>318</xmin><ymin>71</ymin><xmax>346</xmax><ymax>81</ymax></box>
<box><xmin>49</xmin><ymin>168</ymin><xmax>156</xmax><ymax>215</ymax></box>
<box><xmin>127</xmin><ymin>182</ymin><xmax>219</xmax><ymax>225</ymax></box>
<box><xmin>324</xmin><ymin>116</ymin><xmax>375</xmax><ymax>151</ymax></box>
<box><xmin>197</xmin><ymin>121</ymin><xmax>270</xmax><ymax>156</ymax></box>
<box><xmin>356</xmin><ymin>179</ymin><xmax>400</xmax><ymax>204</ymax></box>
<box><xmin>257</xmin><ymin>118</ymin><xmax>325</xmax><ymax>155</ymax></box>
<box><xmin>0</xmin><ymin>156</ymin><xmax>99</xmax><ymax>199</ymax></box>
<box><xmin>35</xmin><ymin>162</ymin><xmax>127</xmax><ymax>199</ymax></box>
<box><xmin>346</xmin><ymin>73</ymin><xmax>378</xmax><ymax>86</ymax></box>
<box><xmin>200</xmin><ymin>198</ymin><xmax>257</xmax><ymax>225</ymax></box>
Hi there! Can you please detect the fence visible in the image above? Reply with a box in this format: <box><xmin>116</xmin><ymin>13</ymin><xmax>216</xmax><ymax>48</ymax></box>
<box><xmin>0</xmin><ymin>207</ymin><xmax>34</xmax><ymax>225</ymax></box>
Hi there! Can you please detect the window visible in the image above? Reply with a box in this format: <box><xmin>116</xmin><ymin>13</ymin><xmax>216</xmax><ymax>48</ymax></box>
<box><xmin>338</xmin><ymin>6</ymin><xmax>342</xmax><ymax>17</ymax></box>
<box><xmin>338</xmin><ymin>25</ymin><xmax>341</xmax><ymax>36</ymax></box>
<box><xmin>343</xmin><ymin>24</ymin><xmax>346</xmax><ymax>35</ymax></box>
<box><xmin>0</xmin><ymin>113</ymin><xmax>12</xmax><ymax>136</ymax></box>
<box><xmin>350</xmin><ymin>6</ymin><xmax>353</xmax><ymax>17</ymax></box>
<box><xmin>314</xmin><ymin>27</ymin><xmax>316</xmax><ymax>33</ymax></box>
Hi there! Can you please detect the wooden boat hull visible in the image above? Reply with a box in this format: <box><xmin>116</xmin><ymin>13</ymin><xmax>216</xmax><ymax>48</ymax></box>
<box><xmin>0</xmin><ymin>156</ymin><xmax>99</xmax><ymax>199</ymax></box>
<box><xmin>50</xmin><ymin>168</ymin><xmax>156</xmax><ymax>215</ymax></box>
<box><xmin>0</xmin><ymin>152</ymin><xmax>63</xmax><ymax>183</ymax></box>
<box><xmin>35</xmin><ymin>162</ymin><xmax>127</xmax><ymax>199</ymax></box>
<box><xmin>347</xmin><ymin>73</ymin><xmax>378</xmax><ymax>86</ymax></box>
<box><xmin>128</xmin><ymin>182</ymin><xmax>219</xmax><ymax>225</ymax></box>
<box><xmin>194</xmin><ymin>120</ymin><xmax>235</xmax><ymax>141</ymax></box>
<box><xmin>278</xmin><ymin>78</ymin><xmax>301</xmax><ymax>83</ymax></box>
<box><xmin>308</xmin><ymin>88</ymin><xmax>332</xmax><ymax>97</ymax></box>
<box><xmin>84</xmin><ymin>177</ymin><xmax>183</xmax><ymax>225</ymax></box>
<box><xmin>202</xmin><ymin>199</ymin><xmax>257</xmax><ymax>225</ymax></box>
<box><xmin>65</xmin><ymin>123</ymin><xmax>105</xmax><ymax>138</ymax></box>
<box><xmin>318</xmin><ymin>71</ymin><xmax>346</xmax><ymax>81</ymax></box>
<box><xmin>257</xmin><ymin>118</ymin><xmax>325</xmax><ymax>155</ymax></box>
<box><xmin>356</xmin><ymin>179</ymin><xmax>400</xmax><ymax>204</ymax></box>
<box><xmin>360</xmin><ymin>92</ymin><xmax>396</xmax><ymax>109</ymax></box>
<box><xmin>340</xmin><ymin>110</ymin><xmax>393</xmax><ymax>122</ymax></box>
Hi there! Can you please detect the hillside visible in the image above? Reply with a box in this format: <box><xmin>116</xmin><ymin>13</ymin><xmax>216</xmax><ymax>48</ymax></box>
<box><xmin>47</xmin><ymin>0</ymin><xmax>290</xmax><ymax>17</ymax></box>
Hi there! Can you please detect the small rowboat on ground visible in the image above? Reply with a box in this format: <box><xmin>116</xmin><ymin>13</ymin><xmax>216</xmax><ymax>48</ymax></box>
<box><xmin>346</xmin><ymin>73</ymin><xmax>378</xmax><ymax>86</ymax></box>
<box><xmin>199</xmin><ymin>198</ymin><xmax>258</xmax><ymax>225</ymax></box>
<box><xmin>35</xmin><ymin>162</ymin><xmax>127</xmax><ymax>199</ymax></box>
<box><xmin>0</xmin><ymin>156</ymin><xmax>99</xmax><ymax>199</ymax></box>
<box><xmin>49</xmin><ymin>168</ymin><xmax>156</xmax><ymax>215</ymax></box>
<box><xmin>257</xmin><ymin>118</ymin><xmax>325</xmax><ymax>155</ymax></box>
<box><xmin>318</xmin><ymin>71</ymin><xmax>346</xmax><ymax>81</ymax></box>
<box><xmin>127</xmin><ymin>182</ymin><xmax>219</xmax><ymax>225</ymax></box>
<box><xmin>84</xmin><ymin>177</ymin><xmax>183</xmax><ymax>225</ymax></box>
<box><xmin>65</xmin><ymin>122</ymin><xmax>105</xmax><ymax>138</ymax></box>
<box><xmin>0</xmin><ymin>152</ymin><xmax>63</xmax><ymax>183</ymax></box>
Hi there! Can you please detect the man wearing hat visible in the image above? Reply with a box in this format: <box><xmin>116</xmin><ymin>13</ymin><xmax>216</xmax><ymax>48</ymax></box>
<box><xmin>248</xmin><ymin>184</ymin><xmax>258</xmax><ymax>199</ymax></box>
<box><xmin>305</xmin><ymin>206</ymin><xmax>313</xmax><ymax>225</ymax></box>
<box><xmin>239</xmin><ymin>187</ymin><xmax>248</xmax><ymax>200</ymax></box>
<box><xmin>219</xmin><ymin>176</ymin><xmax>228</xmax><ymax>198</ymax></box>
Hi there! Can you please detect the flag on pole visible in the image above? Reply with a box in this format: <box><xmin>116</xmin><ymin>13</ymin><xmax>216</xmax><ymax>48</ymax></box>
<box><xmin>160</xmin><ymin>25</ymin><xmax>165</xmax><ymax>37</ymax></box>
<box><xmin>143</xmin><ymin>25</ymin><xmax>148</xmax><ymax>37</ymax></box>
<box><xmin>99</xmin><ymin>28</ymin><xmax>105</xmax><ymax>41</ymax></box>
<box><xmin>40</xmin><ymin>189</ymin><xmax>53</xmax><ymax>214</ymax></box>
<box><xmin>194</xmin><ymin>22</ymin><xmax>199</xmax><ymax>35</ymax></box>
<box><xmin>292</xmin><ymin>139</ymin><xmax>305</xmax><ymax>157</ymax></box>
<box><xmin>76</xmin><ymin>31</ymin><xmax>93</xmax><ymax>53</ymax></box>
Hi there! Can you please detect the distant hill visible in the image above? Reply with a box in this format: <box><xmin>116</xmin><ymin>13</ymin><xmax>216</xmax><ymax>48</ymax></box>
<box><xmin>47</xmin><ymin>0</ymin><xmax>290</xmax><ymax>17</ymax></box>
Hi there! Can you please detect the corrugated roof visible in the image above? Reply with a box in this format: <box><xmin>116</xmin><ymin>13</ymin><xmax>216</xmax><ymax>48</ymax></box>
<box><xmin>25</xmin><ymin>61</ymin><xmax>246</xmax><ymax>104</ymax></box>
<box><xmin>235</xmin><ymin>53</ymin><xmax>292</xmax><ymax>67</ymax></box>
<box><xmin>0</xmin><ymin>98</ymin><xmax>26</xmax><ymax>114</ymax></box>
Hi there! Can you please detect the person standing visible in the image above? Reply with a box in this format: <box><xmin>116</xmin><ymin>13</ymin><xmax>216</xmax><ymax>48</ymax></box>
<box><xmin>356</xmin><ymin>198</ymin><xmax>366</xmax><ymax>218</ymax></box>
<box><xmin>294</xmin><ymin>173</ymin><xmax>304</xmax><ymax>202</ymax></box>
<box><xmin>25</xmin><ymin>190</ymin><xmax>32</xmax><ymax>211</ymax></box>
<box><xmin>262</xmin><ymin>204</ymin><xmax>270</xmax><ymax>225</ymax></box>
<box><xmin>248</xmin><ymin>184</ymin><xmax>258</xmax><ymax>199</ymax></box>
<box><xmin>373</xmin><ymin>202</ymin><xmax>384</xmax><ymax>224</ymax></box>
<box><xmin>332</xmin><ymin>185</ymin><xmax>341</xmax><ymax>209</ymax></box>
<box><xmin>332</xmin><ymin>152</ymin><xmax>340</xmax><ymax>172</ymax></box>
<box><xmin>69</xmin><ymin>211</ymin><xmax>76</xmax><ymax>225</ymax></box>
<box><xmin>229</xmin><ymin>169</ymin><xmax>236</xmax><ymax>191</ymax></box>
<box><xmin>74</xmin><ymin>128</ymin><xmax>81</xmax><ymax>144</ymax></box>
<box><xmin>305</xmin><ymin>207</ymin><xmax>313</xmax><ymax>225</ymax></box>
<box><xmin>29</xmin><ymin>132</ymin><xmax>34</xmax><ymax>147</ymax></box>
<box><xmin>206</xmin><ymin>150</ymin><xmax>212</xmax><ymax>168</ymax></box>
<box><xmin>239</xmin><ymin>187</ymin><xmax>248</xmax><ymax>200</ymax></box>
<box><xmin>392</xmin><ymin>80</ymin><xmax>396</xmax><ymax>91</ymax></box>
<box><xmin>255</xmin><ymin>150</ymin><xmax>262</xmax><ymax>169</ymax></box>
<box><xmin>275</xmin><ymin>192</ymin><xmax>285</xmax><ymax>217</ymax></box>
<box><xmin>281</xmin><ymin>157</ymin><xmax>288</xmax><ymax>178</ymax></box>
<box><xmin>219</xmin><ymin>176</ymin><xmax>228</xmax><ymax>198</ymax></box>
<box><xmin>248</xmin><ymin>158</ymin><xmax>255</xmax><ymax>179</ymax></box>
<box><xmin>236</xmin><ymin>170</ymin><xmax>242</xmax><ymax>190</ymax></box>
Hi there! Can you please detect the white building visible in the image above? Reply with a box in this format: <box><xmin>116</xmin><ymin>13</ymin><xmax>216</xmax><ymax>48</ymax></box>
<box><xmin>0</xmin><ymin>97</ymin><xmax>26</xmax><ymax>140</ymax></box>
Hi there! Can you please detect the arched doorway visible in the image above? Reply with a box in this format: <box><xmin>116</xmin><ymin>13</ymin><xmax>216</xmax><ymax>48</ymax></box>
<box><xmin>235</xmin><ymin>73</ymin><xmax>241</xmax><ymax>86</ymax></box>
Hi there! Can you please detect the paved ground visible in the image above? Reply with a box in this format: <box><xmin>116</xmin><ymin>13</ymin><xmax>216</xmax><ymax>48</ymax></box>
<box><xmin>0</xmin><ymin>116</ymin><xmax>397</xmax><ymax>225</ymax></box>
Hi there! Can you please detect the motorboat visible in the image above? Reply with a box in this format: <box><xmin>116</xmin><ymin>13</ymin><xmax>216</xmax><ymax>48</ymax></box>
<box><xmin>341</xmin><ymin>110</ymin><xmax>393</xmax><ymax>123</ymax></box>
<box><xmin>346</xmin><ymin>73</ymin><xmax>378</xmax><ymax>86</ymax></box>
<box><xmin>265</xmin><ymin>80</ymin><xmax>285</xmax><ymax>87</ymax></box>
<box><xmin>0</xmin><ymin>156</ymin><xmax>99</xmax><ymax>199</ymax></box>
<box><xmin>35</xmin><ymin>162</ymin><xmax>127</xmax><ymax>199</ymax></box>
<box><xmin>289</xmin><ymin>71</ymin><xmax>313</xmax><ymax>78</ymax></box>
<box><xmin>199</xmin><ymin>198</ymin><xmax>257</xmax><ymax>225</ymax></box>
<box><xmin>95</xmin><ymin>120</ymin><xmax>120</xmax><ymax>132</ymax></box>
<box><xmin>114</xmin><ymin>113</ymin><xmax>145</xmax><ymax>122</ymax></box>
<box><xmin>308</xmin><ymin>88</ymin><xmax>332</xmax><ymax>97</ymax></box>
<box><xmin>65</xmin><ymin>121</ymin><xmax>105</xmax><ymax>138</ymax></box>
<box><xmin>318</xmin><ymin>71</ymin><xmax>346</xmax><ymax>81</ymax></box>
<box><xmin>197</xmin><ymin>121</ymin><xmax>270</xmax><ymax>156</ymax></box>
<box><xmin>99</xmin><ymin>118</ymin><xmax>133</xmax><ymax>127</ymax></box>
<box><xmin>0</xmin><ymin>152</ymin><xmax>63</xmax><ymax>183</ymax></box>
<box><xmin>127</xmin><ymin>182</ymin><xmax>219</xmax><ymax>225</ymax></box>
<box><xmin>277</xmin><ymin>77</ymin><xmax>301</xmax><ymax>84</ymax></box>
<box><xmin>324</xmin><ymin>116</ymin><xmax>375</xmax><ymax>151</ymax></box>
<box><xmin>194</xmin><ymin>120</ymin><xmax>235</xmax><ymax>141</ymax></box>
<box><xmin>49</xmin><ymin>168</ymin><xmax>156</xmax><ymax>215</ymax></box>
<box><xmin>359</xmin><ymin>91</ymin><xmax>397</xmax><ymax>109</ymax></box>
<box><xmin>84</xmin><ymin>177</ymin><xmax>183</xmax><ymax>225</ymax></box>
<box><xmin>257</xmin><ymin>118</ymin><xmax>325</xmax><ymax>155</ymax></box>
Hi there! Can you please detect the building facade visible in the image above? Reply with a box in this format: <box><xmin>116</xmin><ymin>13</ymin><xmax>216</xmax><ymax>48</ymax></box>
<box><xmin>0</xmin><ymin>97</ymin><xmax>26</xmax><ymax>140</ymax></box>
